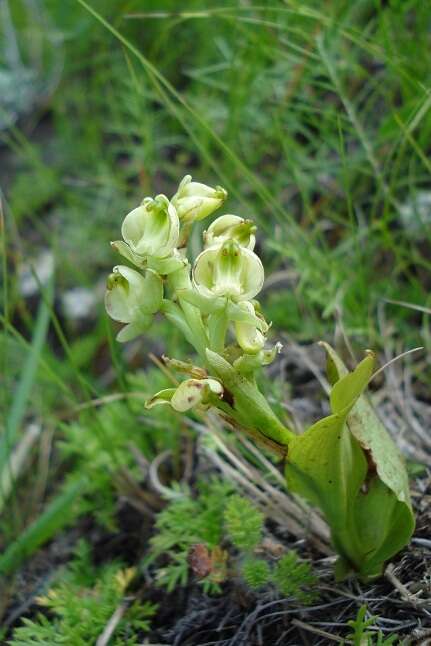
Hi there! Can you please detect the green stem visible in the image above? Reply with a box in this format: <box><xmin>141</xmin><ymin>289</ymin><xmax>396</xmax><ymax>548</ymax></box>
<box><xmin>208</xmin><ymin>309</ymin><xmax>229</xmax><ymax>354</ymax></box>
<box><xmin>167</xmin><ymin>264</ymin><xmax>209</xmax><ymax>361</ymax></box>
<box><xmin>206</xmin><ymin>349</ymin><xmax>295</xmax><ymax>447</ymax></box>
<box><xmin>180</xmin><ymin>299</ymin><xmax>209</xmax><ymax>360</ymax></box>
<box><xmin>161</xmin><ymin>300</ymin><xmax>203</xmax><ymax>358</ymax></box>
<box><xmin>214</xmin><ymin>397</ymin><xmax>293</xmax><ymax>453</ymax></box>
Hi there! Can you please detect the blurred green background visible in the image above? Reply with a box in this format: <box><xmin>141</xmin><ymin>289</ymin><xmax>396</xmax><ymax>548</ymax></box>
<box><xmin>1</xmin><ymin>0</ymin><xmax>430</xmax><ymax>621</ymax></box>
<box><xmin>3</xmin><ymin>0</ymin><xmax>431</xmax><ymax>347</ymax></box>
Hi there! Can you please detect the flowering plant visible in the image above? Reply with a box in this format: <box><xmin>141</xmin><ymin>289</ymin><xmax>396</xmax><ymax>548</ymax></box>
<box><xmin>105</xmin><ymin>176</ymin><xmax>414</xmax><ymax>580</ymax></box>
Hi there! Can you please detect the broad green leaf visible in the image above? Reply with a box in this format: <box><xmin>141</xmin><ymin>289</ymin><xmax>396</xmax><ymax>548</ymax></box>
<box><xmin>285</xmin><ymin>351</ymin><xmax>377</xmax><ymax>527</ymax></box>
<box><xmin>287</xmin><ymin>344</ymin><xmax>415</xmax><ymax>578</ymax></box>
<box><xmin>285</xmin><ymin>414</ymin><xmax>367</xmax><ymax>538</ymax></box>
<box><xmin>352</xmin><ymin>476</ymin><xmax>414</xmax><ymax>577</ymax></box>
<box><xmin>321</xmin><ymin>343</ymin><xmax>412</xmax><ymax>507</ymax></box>
<box><xmin>330</xmin><ymin>353</ymin><xmax>374</xmax><ymax>415</ymax></box>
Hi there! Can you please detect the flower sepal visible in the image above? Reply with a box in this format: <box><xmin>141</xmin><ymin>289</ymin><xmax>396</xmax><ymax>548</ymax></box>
<box><xmin>116</xmin><ymin>318</ymin><xmax>152</xmax><ymax>342</ymax></box>
<box><xmin>145</xmin><ymin>388</ymin><xmax>176</xmax><ymax>409</ymax></box>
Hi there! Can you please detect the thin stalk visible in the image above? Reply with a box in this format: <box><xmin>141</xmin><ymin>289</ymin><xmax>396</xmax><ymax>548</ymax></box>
<box><xmin>167</xmin><ymin>265</ymin><xmax>209</xmax><ymax>361</ymax></box>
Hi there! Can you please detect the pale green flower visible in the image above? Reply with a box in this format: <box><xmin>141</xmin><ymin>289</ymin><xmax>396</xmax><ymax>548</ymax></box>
<box><xmin>121</xmin><ymin>194</ymin><xmax>179</xmax><ymax>259</ymax></box>
<box><xmin>172</xmin><ymin>175</ymin><xmax>227</xmax><ymax>224</ymax></box>
<box><xmin>193</xmin><ymin>240</ymin><xmax>264</xmax><ymax>302</ymax></box>
<box><xmin>146</xmin><ymin>377</ymin><xmax>223</xmax><ymax>412</ymax></box>
<box><xmin>105</xmin><ymin>265</ymin><xmax>163</xmax><ymax>342</ymax></box>
<box><xmin>204</xmin><ymin>214</ymin><xmax>256</xmax><ymax>250</ymax></box>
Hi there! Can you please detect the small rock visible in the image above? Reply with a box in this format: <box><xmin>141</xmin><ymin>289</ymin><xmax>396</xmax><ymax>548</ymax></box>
<box><xmin>399</xmin><ymin>191</ymin><xmax>431</xmax><ymax>238</ymax></box>
<box><xmin>19</xmin><ymin>249</ymin><xmax>54</xmax><ymax>297</ymax></box>
<box><xmin>61</xmin><ymin>287</ymin><xmax>97</xmax><ymax>320</ymax></box>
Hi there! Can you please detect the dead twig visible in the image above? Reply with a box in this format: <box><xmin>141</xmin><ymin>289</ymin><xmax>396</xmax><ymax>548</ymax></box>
<box><xmin>96</xmin><ymin>598</ymin><xmax>132</xmax><ymax>646</ymax></box>
<box><xmin>385</xmin><ymin>563</ymin><xmax>426</xmax><ymax>610</ymax></box>
<box><xmin>291</xmin><ymin>618</ymin><xmax>344</xmax><ymax>643</ymax></box>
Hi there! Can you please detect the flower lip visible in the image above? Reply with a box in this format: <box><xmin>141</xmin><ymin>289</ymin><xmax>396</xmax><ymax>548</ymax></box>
<box><xmin>193</xmin><ymin>239</ymin><xmax>264</xmax><ymax>302</ymax></box>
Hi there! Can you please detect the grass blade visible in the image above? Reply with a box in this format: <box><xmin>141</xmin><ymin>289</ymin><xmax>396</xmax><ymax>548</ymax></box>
<box><xmin>0</xmin><ymin>476</ymin><xmax>87</xmax><ymax>577</ymax></box>
<box><xmin>1</xmin><ymin>276</ymin><xmax>54</xmax><ymax>476</ymax></box>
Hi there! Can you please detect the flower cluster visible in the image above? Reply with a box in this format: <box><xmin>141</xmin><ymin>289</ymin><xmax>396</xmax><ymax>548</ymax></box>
<box><xmin>105</xmin><ymin>175</ymin><xmax>279</xmax><ymax>414</ymax></box>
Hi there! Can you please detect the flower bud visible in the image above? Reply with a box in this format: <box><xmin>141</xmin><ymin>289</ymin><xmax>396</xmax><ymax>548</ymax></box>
<box><xmin>171</xmin><ymin>175</ymin><xmax>227</xmax><ymax>224</ymax></box>
<box><xmin>234</xmin><ymin>301</ymin><xmax>267</xmax><ymax>353</ymax></box>
<box><xmin>121</xmin><ymin>194</ymin><xmax>179</xmax><ymax>259</ymax></box>
<box><xmin>146</xmin><ymin>378</ymin><xmax>223</xmax><ymax>412</ymax></box>
<box><xmin>204</xmin><ymin>214</ymin><xmax>256</xmax><ymax>250</ymax></box>
<box><xmin>193</xmin><ymin>240</ymin><xmax>264</xmax><ymax>302</ymax></box>
<box><xmin>105</xmin><ymin>265</ymin><xmax>163</xmax><ymax>342</ymax></box>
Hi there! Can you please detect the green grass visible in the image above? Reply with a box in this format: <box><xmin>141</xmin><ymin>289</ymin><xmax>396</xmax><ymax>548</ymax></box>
<box><xmin>1</xmin><ymin>0</ymin><xmax>430</xmax><ymax>640</ymax></box>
